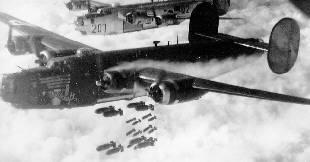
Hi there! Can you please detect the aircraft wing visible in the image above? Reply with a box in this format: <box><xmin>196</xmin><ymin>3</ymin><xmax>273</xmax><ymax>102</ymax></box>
<box><xmin>105</xmin><ymin>0</ymin><xmax>196</xmax><ymax>13</ymax></box>
<box><xmin>193</xmin><ymin>79</ymin><xmax>310</xmax><ymax>105</ymax></box>
<box><xmin>134</xmin><ymin>68</ymin><xmax>310</xmax><ymax>105</ymax></box>
<box><xmin>90</xmin><ymin>0</ymin><xmax>112</xmax><ymax>8</ymax></box>
<box><xmin>0</xmin><ymin>12</ymin><xmax>95</xmax><ymax>52</ymax></box>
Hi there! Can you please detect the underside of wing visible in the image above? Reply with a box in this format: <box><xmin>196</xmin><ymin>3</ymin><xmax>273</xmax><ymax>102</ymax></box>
<box><xmin>98</xmin><ymin>66</ymin><xmax>310</xmax><ymax>105</ymax></box>
<box><xmin>0</xmin><ymin>12</ymin><xmax>96</xmax><ymax>52</ymax></box>
<box><xmin>137</xmin><ymin>68</ymin><xmax>310</xmax><ymax>105</ymax></box>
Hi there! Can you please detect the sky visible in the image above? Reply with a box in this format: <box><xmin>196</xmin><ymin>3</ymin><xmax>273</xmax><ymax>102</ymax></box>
<box><xmin>1</xmin><ymin>0</ymin><xmax>310</xmax><ymax>162</ymax></box>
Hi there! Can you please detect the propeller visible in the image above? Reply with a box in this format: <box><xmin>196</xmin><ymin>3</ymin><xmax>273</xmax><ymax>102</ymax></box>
<box><xmin>147</xmin><ymin>69</ymin><xmax>167</xmax><ymax>102</ymax></box>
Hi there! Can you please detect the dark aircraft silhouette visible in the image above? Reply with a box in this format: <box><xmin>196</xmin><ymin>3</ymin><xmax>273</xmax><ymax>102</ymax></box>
<box><xmin>0</xmin><ymin>2</ymin><xmax>310</xmax><ymax>109</ymax></box>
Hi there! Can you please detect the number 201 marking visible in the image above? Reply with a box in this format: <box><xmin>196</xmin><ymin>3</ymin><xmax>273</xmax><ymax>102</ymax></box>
<box><xmin>91</xmin><ymin>24</ymin><xmax>106</xmax><ymax>33</ymax></box>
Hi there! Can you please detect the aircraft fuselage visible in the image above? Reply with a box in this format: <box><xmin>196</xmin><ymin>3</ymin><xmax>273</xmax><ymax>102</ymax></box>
<box><xmin>1</xmin><ymin>41</ymin><xmax>262</xmax><ymax>109</ymax></box>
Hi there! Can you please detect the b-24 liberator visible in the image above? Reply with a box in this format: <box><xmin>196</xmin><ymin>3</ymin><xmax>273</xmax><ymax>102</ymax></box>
<box><xmin>0</xmin><ymin>2</ymin><xmax>309</xmax><ymax>109</ymax></box>
<box><xmin>68</xmin><ymin>0</ymin><xmax>231</xmax><ymax>35</ymax></box>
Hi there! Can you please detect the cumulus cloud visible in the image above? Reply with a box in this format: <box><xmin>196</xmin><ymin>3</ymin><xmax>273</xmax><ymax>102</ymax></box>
<box><xmin>1</xmin><ymin>0</ymin><xmax>310</xmax><ymax>162</ymax></box>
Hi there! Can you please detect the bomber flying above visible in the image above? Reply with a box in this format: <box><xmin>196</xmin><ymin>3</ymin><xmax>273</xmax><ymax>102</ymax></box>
<box><xmin>67</xmin><ymin>0</ymin><xmax>231</xmax><ymax>35</ymax></box>
<box><xmin>1</xmin><ymin>2</ymin><xmax>310</xmax><ymax>110</ymax></box>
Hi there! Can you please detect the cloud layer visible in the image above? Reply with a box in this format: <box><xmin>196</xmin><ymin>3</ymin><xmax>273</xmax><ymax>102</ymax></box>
<box><xmin>1</xmin><ymin>0</ymin><xmax>310</xmax><ymax>162</ymax></box>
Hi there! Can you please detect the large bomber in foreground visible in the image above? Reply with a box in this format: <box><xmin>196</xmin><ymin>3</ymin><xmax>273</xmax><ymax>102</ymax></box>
<box><xmin>0</xmin><ymin>2</ymin><xmax>309</xmax><ymax>109</ymax></box>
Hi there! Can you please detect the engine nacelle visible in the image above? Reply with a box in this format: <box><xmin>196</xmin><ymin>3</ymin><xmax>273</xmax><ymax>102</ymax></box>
<box><xmin>37</xmin><ymin>50</ymin><xmax>56</xmax><ymax>66</ymax></box>
<box><xmin>7</xmin><ymin>36</ymin><xmax>31</xmax><ymax>55</ymax></box>
<box><xmin>148</xmin><ymin>79</ymin><xmax>207</xmax><ymax>105</ymax></box>
<box><xmin>76</xmin><ymin>48</ymin><xmax>96</xmax><ymax>57</ymax></box>
<box><xmin>37</xmin><ymin>49</ymin><xmax>76</xmax><ymax>66</ymax></box>
<box><xmin>213</xmin><ymin>0</ymin><xmax>230</xmax><ymax>16</ymax></box>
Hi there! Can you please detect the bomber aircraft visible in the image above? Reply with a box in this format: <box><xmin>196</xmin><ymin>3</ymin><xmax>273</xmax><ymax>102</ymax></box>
<box><xmin>67</xmin><ymin>0</ymin><xmax>231</xmax><ymax>35</ymax></box>
<box><xmin>0</xmin><ymin>2</ymin><xmax>310</xmax><ymax>109</ymax></box>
